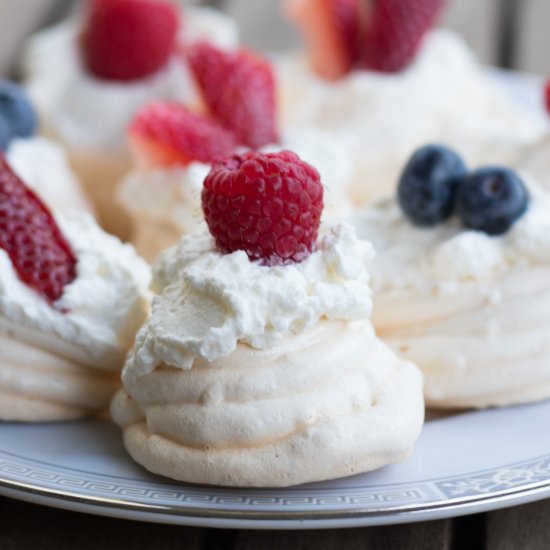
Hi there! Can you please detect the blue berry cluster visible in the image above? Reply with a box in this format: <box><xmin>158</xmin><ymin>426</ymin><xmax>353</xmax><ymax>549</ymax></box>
<box><xmin>0</xmin><ymin>80</ymin><xmax>37</xmax><ymax>151</ymax></box>
<box><xmin>397</xmin><ymin>145</ymin><xmax>529</xmax><ymax>236</ymax></box>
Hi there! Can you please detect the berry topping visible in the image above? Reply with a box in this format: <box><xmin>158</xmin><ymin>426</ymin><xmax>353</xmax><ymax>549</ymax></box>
<box><xmin>398</xmin><ymin>145</ymin><xmax>467</xmax><ymax>227</ymax></box>
<box><xmin>455</xmin><ymin>167</ymin><xmax>529</xmax><ymax>236</ymax></box>
<box><xmin>81</xmin><ymin>0</ymin><xmax>180</xmax><ymax>82</ymax></box>
<box><xmin>0</xmin><ymin>156</ymin><xmax>77</xmax><ymax>304</ymax></box>
<box><xmin>202</xmin><ymin>151</ymin><xmax>323</xmax><ymax>264</ymax></box>
<box><xmin>285</xmin><ymin>0</ymin><xmax>361</xmax><ymax>80</ymax></box>
<box><xmin>0</xmin><ymin>81</ymin><xmax>37</xmax><ymax>145</ymax></box>
<box><xmin>361</xmin><ymin>0</ymin><xmax>444</xmax><ymax>72</ymax></box>
<box><xmin>544</xmin><ymin>79</ymin><xmax>550</xmax><ymax>115</ymax></box>
<box><xmin>187</xmin><ymin>42</ymin><xmax>279</xmax><ymax>149</ymax></box>
<box><xmin>129</xmin><ymin>102</ymin><xmax>238</xmax><ymax>169</ymax></box>
<box><xmin>0</xmin><ymin>118</ymin><xmax>12</xmax><ymax>152</ymax></box>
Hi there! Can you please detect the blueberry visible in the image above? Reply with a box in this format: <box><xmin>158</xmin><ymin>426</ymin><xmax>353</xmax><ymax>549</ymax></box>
<box><xmin>0</xmin><ymin>117</ymin><xmax>12</xmax><ymax>151</ymax></box>
<box><xmin>0</xmin><ymin>80</ymin><xmax>37</xmax><ymax>141</ymax></box>
<box><xmin>397</xmin><ymin>144</ymin><xmax>467</xmax><ymax>227</ymax></box>
<box><xmin>456</xmin><ymin>167</ymin><xmax>528</xmax><ymax>236</ymax></box>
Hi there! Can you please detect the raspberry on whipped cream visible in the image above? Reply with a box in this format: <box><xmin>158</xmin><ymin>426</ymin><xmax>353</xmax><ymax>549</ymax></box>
<box><xmin>23</xmin><ymin>4</ymin><xmax>239</xmax><ymax>238</ymax></box>
<box><xmin>112</xmin><ymin>151</ymin><xmax>424</xmax><ymax>487</ymax></box>
<box><xmin>0</xmin><ymin>160</ymin><xmax>151</xmax><ymax>421</ymax></box>
<box><xmin>351</xmin><ymin>159</ymin><xmax>550</xmax><ymax>409</ymax></box>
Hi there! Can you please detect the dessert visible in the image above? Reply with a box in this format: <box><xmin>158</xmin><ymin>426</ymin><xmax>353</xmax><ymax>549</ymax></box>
<box><xmin>111</xmin><ymin>150</ymin><xmax>424</xmax><ymax>487</ymax></box>
<box><xmin>352</xmin><ymin>144</ymin><xmax>550</xmax><ymax>409</ymax></box>
<box><xmin>118</xmin><ymin>43</ymin><xmax>354</xmax><ymax>262</ymax></box>
<box><xmin>0</xmin><ymin>157</ymin><xmax>150</xmax><ymax>422</ymax></box>
<box><xmin>24</xmin><ymin>0</ymin><xmax>238</xmax><ymax>238</ymax></box>
<box><xmin>280</xmin><ymin>0</ymin><xmax>546</xmax><ymax>206</ymax></box>
<box><xmin>0</xmin><ymin>79</ymin><xmax>91</xmax><ymax>214</ymax></box>
<box><xmin>514</xmin><ymin>78</ymin><xmax>550</xmax><ymax>191</ymax></box>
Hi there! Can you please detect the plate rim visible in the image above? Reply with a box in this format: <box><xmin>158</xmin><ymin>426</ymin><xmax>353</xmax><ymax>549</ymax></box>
<box><xmin>1</xmin><ymin>453</ymin><xmax>549</xmax><ymax>529</ymax></box>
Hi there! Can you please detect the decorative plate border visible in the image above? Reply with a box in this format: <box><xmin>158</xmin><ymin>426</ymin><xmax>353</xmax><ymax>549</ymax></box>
<box><xmin>0</xmin><ymin>448</ymin><xmax>549</xmax><ymax>524</ymax></box>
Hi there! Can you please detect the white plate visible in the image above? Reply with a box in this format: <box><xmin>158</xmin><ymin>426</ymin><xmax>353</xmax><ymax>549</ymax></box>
<box><xmin>0</xmin><ymin>400</ymin><xmax>549</xmax><ymax>530</ymax></box>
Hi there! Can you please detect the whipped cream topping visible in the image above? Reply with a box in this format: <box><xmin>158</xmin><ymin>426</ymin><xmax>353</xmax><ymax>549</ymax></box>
<box><xmin>277</xmin><ymin>29</ymin><xmax>546</xmax><ymax>205</ymax></box>
<box><xmin>0</xmin><ymin>212</ymin><xmax>151</xmax><ymax>371</ymax></box>
<box><xmin>25</xmin><ymin>7</ymin><xmax>239</xmax><ymax>152</ymax></box>
<box><xmin>118</xmin><ymin>162</ymin><xmax>209</xmax><ymax>234</ymax></box>
<box><xmin>124</xmin><ymin>224</ymin><xmax>373</xmax><ymax>383</ymax></box>
<box><xmin>352</xmin><ymin>177</ymin><xmax>550</xmax><ymax>293</ymax></box>
<box><xmin>6</xmin><ymin>136</ymin><xmax>92</xmax><ymax>213</ymax></box>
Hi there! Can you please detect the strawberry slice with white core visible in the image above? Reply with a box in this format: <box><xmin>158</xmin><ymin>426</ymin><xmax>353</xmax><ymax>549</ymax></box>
<box><xmin>81</xmin><ymin>0</ymin><xmax>180</xmax><ymax>82</ymax></box>
<box><xmin>0</xmin><ymin>156</ymin><xmax>76</xmax><ymax>304</ymax></box>
<box><xmin>186</xmin><ymin>42</ymin><xmax>279</xmax><ymax>149</ymax></box>
<box><xmin>129</xmin><ymin>102</ymin><xmax>238</xmax><ymax>169</ymax></box>
<box><xmin>285</xmin><ymin>0</ymin><xmax>361</xmax><ymax>80</ymax></box>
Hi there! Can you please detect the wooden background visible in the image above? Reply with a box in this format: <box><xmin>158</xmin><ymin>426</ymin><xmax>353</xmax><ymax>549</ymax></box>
<box><xmin>0</xmin><ymin>0</ymin><xmax>549</xmax><ymax>76</ymax></box>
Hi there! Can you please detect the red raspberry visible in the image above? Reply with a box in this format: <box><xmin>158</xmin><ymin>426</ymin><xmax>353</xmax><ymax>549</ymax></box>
<box><xmin>0</xmin><ymin>156</ymin><xmax>77</xmax><ymax>304</ymax></box>
<box><xmin>361</xmin><ymin>0</ymin><xmax>444</xmax><ymax>72</ymax></box>
<box><xmin>202</xmin><ymin>151</ymin><xmax>323</xmax><ymax>265</ymax></box>
<box><xmin>187</xmin><ymin>42</ymin><xmax>279</xmax><ymax>149</ymax></box>
<box><xmin>129</xmin><ymin>102</ymin><xmax>238</xmax><ymax>169</ymax></box>
<box><xmin>81</xmin><ymin>0</ymin><xmax>180</xmax><ymax>82</ymax></box>
<box><xmin>544</xmin><ymin>79</ymin><xmax>550</xmax><ymax>115</ymax></box>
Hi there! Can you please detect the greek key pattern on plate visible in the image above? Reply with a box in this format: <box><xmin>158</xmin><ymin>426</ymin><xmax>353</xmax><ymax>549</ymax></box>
<box><xmin>1</xmin><ymin>451</ymin><xmax>550</xmax><ymax>511</ymax></box>
<box><xmin>0</xmin><ymin>455</ymin><xmax>432</xmax><ymax>508</ymax></box>
<box><xmin>435</xmin><ymin>457</ymin><xmax>550</xmax><ymax>498</ymax></box>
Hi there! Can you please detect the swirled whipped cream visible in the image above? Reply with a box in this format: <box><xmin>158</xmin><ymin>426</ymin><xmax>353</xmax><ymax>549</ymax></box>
<box><xmin>277</xmin><ymin>29</ymin><xmax>546</xmax><ymax>205</ymax></box>
<box><xmin>6</xmin><ymin>136</ymin><xmax>92</xmax><ymax>213</ymax></box>
<box><xmin>113</xmin><ymin>223</ymin><xmax>424</xmax><ymax>486</ymax></box>
<box><xmin>352</xmin><ymin>178</ymin><xmax>550</xmax><ymax>408</ymax></box>
<box><xmin>0</xmin><ymin>212</ymin><xmax>150</xmax><ymax>369</ymax></box>
<box><xmin>25</xmin><ymin>7</ymin><xmax>239</xmax><ymax>153</ymax></box>
<box><xmin>126</xmin><ymin>223</ymin><xmax>373</xmax><ymax>382</ymax></box>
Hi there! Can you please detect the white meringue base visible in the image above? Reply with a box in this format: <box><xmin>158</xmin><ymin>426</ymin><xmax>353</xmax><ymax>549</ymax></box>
<box><xmin>0</xmin><ymin>332</ymin><xmax>117</xmax><ymax>422</ymax></box>
<box><xmin>373</xmin><ymin>271</ymin><xmax>550</xmax><ymax>409</ymax></box>
<box><xmin>112</xmin><ymin>320</ymin><xmax>424</xmax><ymax>487</ymax></box>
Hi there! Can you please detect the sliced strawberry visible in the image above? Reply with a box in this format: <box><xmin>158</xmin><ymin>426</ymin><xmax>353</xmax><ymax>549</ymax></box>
<box><xmin>361</xmin><ymin>0</ymin><xmax>444</xmax><ymax>72</ymax></box>
<box><xmin>129</xmin><ymin>102</ymin><xmax>238</xmax><ymax>169</ymax></box>
<box><xmin>186</xmin><ymin>42</ymin><xmax>279</xmax><ymax>149</ymax></box>
<box><xmin>285</xmin><ymin>0</ymin><xmax>360</xmax><ymax>80</ymax></box>
<box><xmin>81</xmin><ymin>0</ymin><xmax>180</xmax><ymax>82</ymax></box>
<box><xmin>0</xmin><ymin>156</ymin><xmax>76</xmax><ymax>304</ymax></box>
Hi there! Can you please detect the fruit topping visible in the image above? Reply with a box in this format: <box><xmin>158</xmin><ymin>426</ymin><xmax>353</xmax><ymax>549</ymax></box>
<box><xmin>361</xmin><ymin>0</ymin><xmax>444</xmax><ymax>73</ymax></box>
<box><xmin>285</xmin><ymin>0</ymin><xmax>361</xmax><ymax>80</ymax></box>
<box><xmin>81</xmin><ymin>0</ymin><xmax>180</xmax><ymax>82</ymax></box>
<box><xmin>0</xmin><ymin>80</ymin><xmax>37</xmax><ymax>147</ymax></box>
<box><xmin>0</xmin><ymin>156</ymin><xmax>76</xmax><ymax>304</ymax></box>
<box><xmin>187</xmin><ymin>42</ymin><xmax>279</xmax><ymax>149</ymax></box>
<box><xmin>0</xmin><ymin>119</ymin><xmax>12</xmax><ymax>152</ymax></box>
<box><xmin>286</xmin><ymin>0</ymin><xmax>444</xmax><ymax>77</ymax></box>
<box><xmin>202</xmin><ymin>150</ymin><xmax>323</xmax><ymax>264</ymax></box>
<box><xmin>455</xmin><ymin>167</ymin><xmax>529</xmax><ymax>236</ymax></box>
<box><xmin>398</xmin><ymin>144</ymin><xmax>467</xmax><ymax>227</ymax></box>
<box><xmin>129</xmin><ymin>102</ymin><xmax>238</xmax><ymax>169</ymax></box>
<box><xmin>544</xmin><ymin>79</ymin><xmax>550</xmax><ymax>115</ymax></box>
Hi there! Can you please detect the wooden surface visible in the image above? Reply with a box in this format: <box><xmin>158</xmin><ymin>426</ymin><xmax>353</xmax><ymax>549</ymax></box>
<box><xmin>0</xmin><ymin>495</ymin><xmax>549</xmax><ymax>548</ymax></box>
